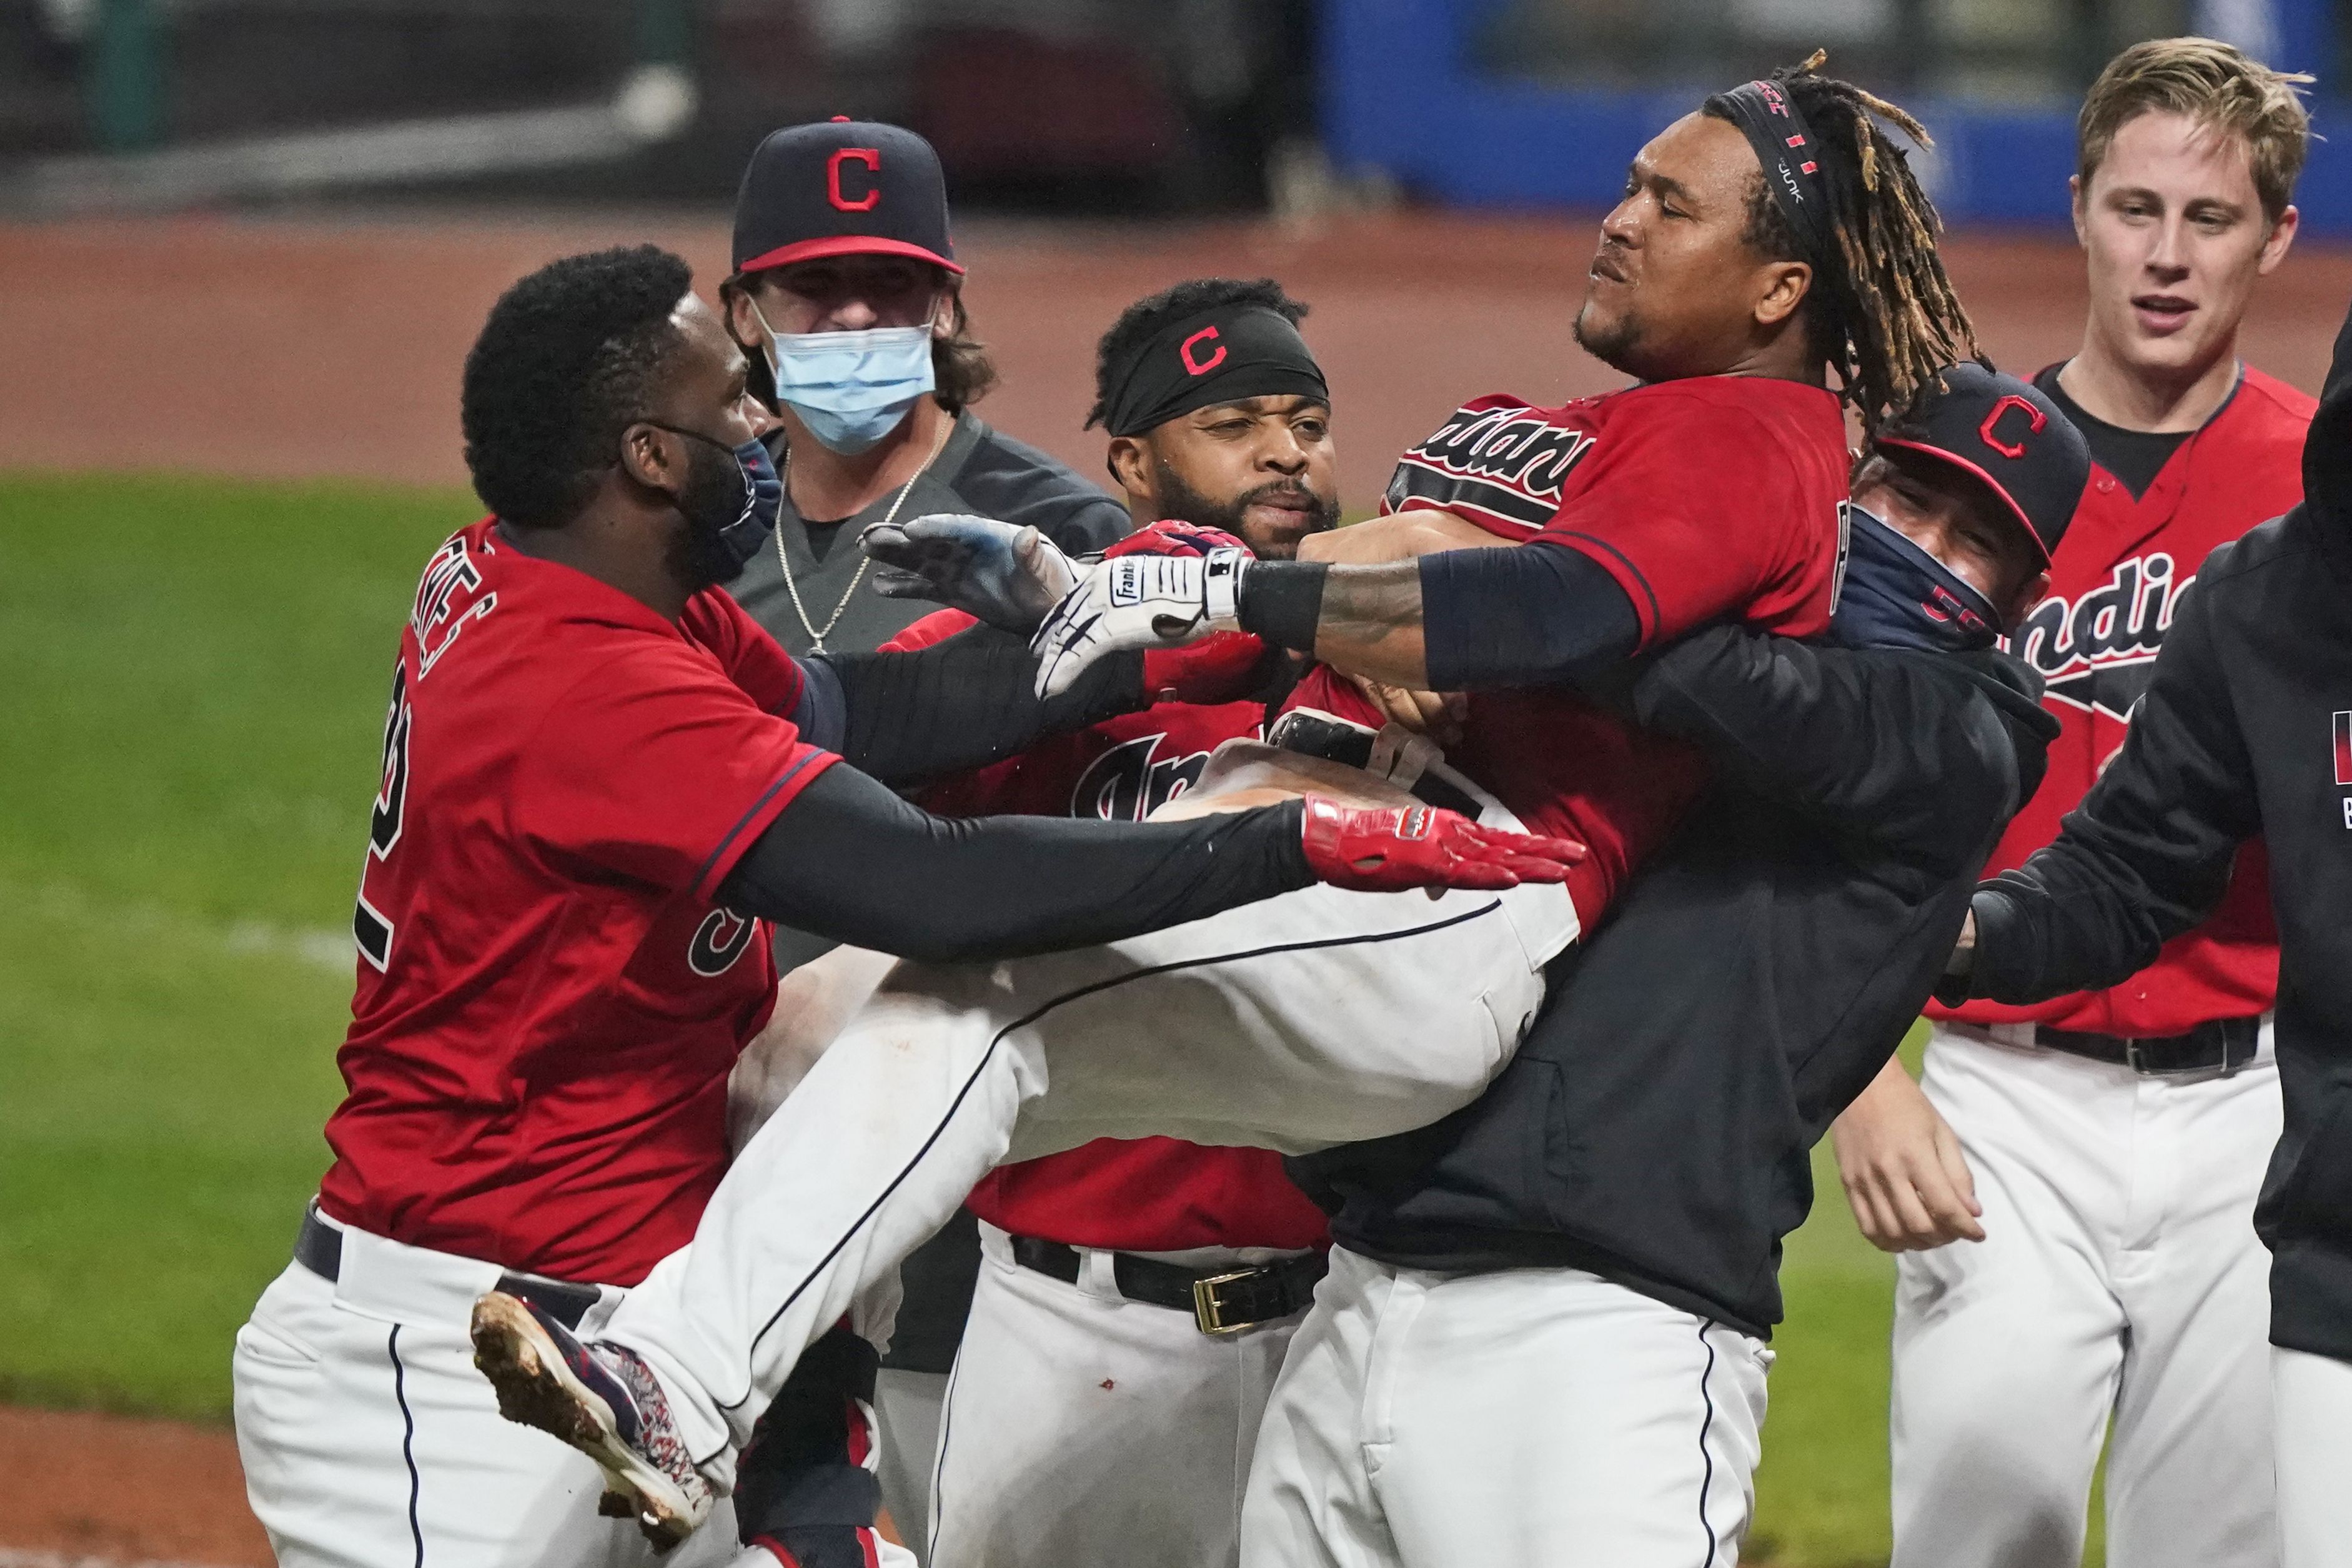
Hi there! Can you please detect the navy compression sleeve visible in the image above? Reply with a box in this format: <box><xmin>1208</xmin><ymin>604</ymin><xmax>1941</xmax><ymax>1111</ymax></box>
<box><xmin>794</xmin><ymin>625</ymin><xmax>1148</xmax><ymax>786</ymax></box>
<box><xmin>1418</xmin><ymin>540</ymin><xmax>1640</xmax><ymax>688</ymax></box>
<box><xmin>717</xmin><ymin>763</ymin><xmax>1313</xmax><ymax>963</ymax></box>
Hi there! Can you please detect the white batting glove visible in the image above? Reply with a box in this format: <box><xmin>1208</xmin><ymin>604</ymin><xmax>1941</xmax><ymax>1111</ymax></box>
<box><xmin>1030</xmin><ymin>547</ymin><xmax>1250</xmax><ymax>698</ymax></box>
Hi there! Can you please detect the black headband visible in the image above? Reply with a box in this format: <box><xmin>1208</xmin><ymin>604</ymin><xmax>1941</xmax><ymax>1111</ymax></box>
<box><xmin>1706</xmin><ymin>78</ymin><xmax>1835</xmax><ymax>268</ymax></box>
<box><xmin>1095</xmin><ymin>305</ymin><xmax>1329</xmax><ymax>437</ymax></box>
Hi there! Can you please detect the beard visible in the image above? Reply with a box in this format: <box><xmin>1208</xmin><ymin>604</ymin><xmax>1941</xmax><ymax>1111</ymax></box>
<box><xmin>663</xmin><ymin>439</ymin><xmax>750</xmax><ymax>595</ymax></box>
<box><xmin>1572</xmin><ymin>295</ymin><xmax>1645</xmax><ymax>376</ymax></box>
<box><xmin>1152</xmin><ymin>465</ymin><xmax>1340</xmax><ymax>560</ymax></box>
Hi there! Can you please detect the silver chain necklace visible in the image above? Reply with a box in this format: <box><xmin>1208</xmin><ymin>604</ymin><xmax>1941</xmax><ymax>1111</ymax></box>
<box><xmin>775</xmin><ymin>415</ymin><xmax>955</xmax><ymax>653</ymax></box>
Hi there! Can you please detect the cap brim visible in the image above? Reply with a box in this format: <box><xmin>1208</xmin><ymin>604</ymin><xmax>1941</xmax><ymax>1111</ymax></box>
<box><xmin>735</xmin><ymin>235</ymin><xmax>965</xmax><ymax>276</ymax></box>
<box><xmin>1875</xmin><ymin>437</ymin><xmax>2055</xmax><ymax>567</ymax></box>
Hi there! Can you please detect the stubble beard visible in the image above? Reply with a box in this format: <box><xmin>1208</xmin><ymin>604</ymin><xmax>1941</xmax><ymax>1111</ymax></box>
<box><xmin>1572</xmin><ymin>295</ymin><xmax>1645</xmax><ymax>377</ymax></box>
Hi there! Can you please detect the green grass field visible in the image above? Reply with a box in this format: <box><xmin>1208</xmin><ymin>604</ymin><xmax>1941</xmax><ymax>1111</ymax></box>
<box><xmin>0</xmin><ymin>474</ymin><xmax>2100</xmax><ymax>1565</ymax></box>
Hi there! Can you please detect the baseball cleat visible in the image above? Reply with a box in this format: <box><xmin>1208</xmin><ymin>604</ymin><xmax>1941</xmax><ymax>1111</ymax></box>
<box><xmin>470</xmin><ymin>1291</ymin><xmax>712</xmax><ymax>1549</ymax></box>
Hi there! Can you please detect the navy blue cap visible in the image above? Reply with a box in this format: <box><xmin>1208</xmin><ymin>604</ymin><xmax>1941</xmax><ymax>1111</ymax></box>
<box><xmin>1877</xmin><ymin>362</ymin><xmax>2090</xmax><ymax>567</ymax></box>
<box><xmin>733</xmin><ymin>118</ymin><xmax>962</xmax><ymax>277</ymax></box>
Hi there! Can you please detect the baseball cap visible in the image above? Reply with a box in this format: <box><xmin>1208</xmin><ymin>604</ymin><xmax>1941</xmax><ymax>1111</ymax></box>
<box><xmin>1874</xmin><ymin>362</ymin><xmax>2090</xmax><ymax>567</ymax></box>
<box><xmin>732</xmin><ymin>118</ymin><xmax>964</xmax><ymax>278</ymax></box>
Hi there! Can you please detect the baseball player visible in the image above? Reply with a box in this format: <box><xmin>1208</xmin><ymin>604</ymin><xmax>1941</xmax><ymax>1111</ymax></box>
<box><xmin>227</xmin><ymin>244</ymin><xmax>1569</xmax><ymax>1568</ymax></box>
<box><xmin>903</xmin><ymin>278</ymin><xmax>1342</xmax><ymax>1568</ymax></box>
<box><xmin>467</xmin><ymin>56</ymin><xmax>1987</xmax><ymax>1545</ymax></box>
<box><xmin>1255</xmin><ymin>363</ymin><xmax>2081</xmax><ymax>1566</ymax></box>
<box><xmin>712</xmin><ymin>114</ymin><xmax>1136</xmax><ymax>1547</ymax></box>
<box><xmin>1939</xmin><ymin>290</ymin><xmax>2352</xmax><ymax>1568</ymax></box>
<box><xmin>1828</xmin><ymin>39</ymin><xmax>2311</xmax><ymax>1567</ymax></box>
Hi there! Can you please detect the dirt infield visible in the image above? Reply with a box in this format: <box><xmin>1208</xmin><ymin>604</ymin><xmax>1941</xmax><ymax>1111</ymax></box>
<box><xmin>0</xmin><ymin>1407</ymin><xmax>267</xmax><ymax>1566</ymax></box>
<box><xmin>5</xmin><ymin>209</ymin><xmax>2348</xmax><ymax>508</ymax></box>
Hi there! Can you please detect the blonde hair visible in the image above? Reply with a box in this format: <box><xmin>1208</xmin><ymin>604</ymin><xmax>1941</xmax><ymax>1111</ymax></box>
<box><xmin>2078</xmin><ymin>37</ymin><xmax>2313</xmax><ymax>220</ymax></box>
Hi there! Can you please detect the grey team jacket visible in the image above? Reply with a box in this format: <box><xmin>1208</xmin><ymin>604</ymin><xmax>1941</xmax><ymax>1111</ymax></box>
<box><xmin>1959</xmin><ymin>300</ymin><xmax>2352</xmax><ymax>1365</ymax></box>
<box><xmin>1294</xmin><ymin>630</ymin><xmax>2059</xmax><ymax>1339</ymax></box>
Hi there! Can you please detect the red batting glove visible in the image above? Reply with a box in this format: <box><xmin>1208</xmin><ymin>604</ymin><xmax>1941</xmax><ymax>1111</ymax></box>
<box><xmin>1298</xmin><ymin>797</ymin><xmax>1586</xmax><ymax>893</ymax></box>
<box><xmin>1105</xmin><ymin>519</ymin><xmax>1249</xmax><ymax>560</ymax></box>
<box><xmin>1142</xmin><ymin>631</ymin><xmax>1279</xmax><ymax>704</ymax></box>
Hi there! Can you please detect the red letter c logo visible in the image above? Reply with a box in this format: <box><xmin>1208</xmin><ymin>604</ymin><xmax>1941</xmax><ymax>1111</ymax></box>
<box><xmin>1978</xmin><ymin>394</ymin><xmax>2046</xmax><ymax>459</ymax></box>
<box><xmin>1180</xmin><ymin>325</ymin><xmax>1227</xmax><ymax>377</ymax></box>
<box><xmin>827</xmin><ymin>147</ymin><xmax>881</xmax><ymax>212</ymax></box>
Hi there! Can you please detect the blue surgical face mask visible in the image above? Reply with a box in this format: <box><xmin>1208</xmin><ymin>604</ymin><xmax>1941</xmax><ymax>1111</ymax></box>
<box><xmin>656</xmin><ymin>425</ymin><xmax>785</xmax><ymax>576</ymax></box>
<box><xmin>755</xmin><ymin>304</ymin><xmax>938</xmax><ymax>455</ymax></box>
<box><xmin>1830</xmin><ymin>501</ymin><xmax>2003</xmax><ymax>653</ymax></box>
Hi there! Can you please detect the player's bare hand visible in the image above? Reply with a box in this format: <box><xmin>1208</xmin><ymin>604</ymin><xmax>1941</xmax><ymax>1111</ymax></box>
<box><xmin>865</xmin><ymin>513</ymin><xmax>1076</xmax><ymax>633</ymax></box>
<box><xmin>1830</xmin><ymin>1056</ymin><xmax>1985</xmax><ymax>1252</ymax></box>
<box><xmin>1346</xmin><ymin>672</ymin><xmax>1467</xmax><ymax>747</ymax></box>
<box><xmin>1032</xmin><ymin>547</ymin><xmax>1251</xmax><ymax>698</ymax></box>
<box><xmin>1298</xmin><ymin>796</ymin><xmax>1585</xmax><ymax>894</ymax></box>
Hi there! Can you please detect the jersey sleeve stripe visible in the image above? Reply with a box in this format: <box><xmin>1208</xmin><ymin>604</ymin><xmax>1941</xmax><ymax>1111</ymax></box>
<box><xmin>1544</xmin><ymin>530</ymin><xmax>1662</xmax><ymax>643</ymax></box>
<box><xmin>691</xmin><ymin>748</ymin><xmax>840</xmax><ymax>902</ymax></box>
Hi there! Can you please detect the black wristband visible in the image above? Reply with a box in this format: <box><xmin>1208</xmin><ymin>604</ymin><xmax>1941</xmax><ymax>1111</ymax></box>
<box><xmin>1237</xmin><ymin>560</ymin><xmax>1329</xmax><ymax>653</ymax></box>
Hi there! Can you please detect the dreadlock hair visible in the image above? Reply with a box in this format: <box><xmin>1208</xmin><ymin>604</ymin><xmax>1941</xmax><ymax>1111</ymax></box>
<box><xmin>1705</xmin><ymin>52</ymin><xmax>1980</xmax><ymax>437</ymax></box>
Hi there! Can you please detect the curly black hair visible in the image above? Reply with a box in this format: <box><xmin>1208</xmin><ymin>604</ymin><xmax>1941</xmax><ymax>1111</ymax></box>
<box><xmin>1704</xmin><ymin>52</ymin><xmax>1980</xmax><ymax>437</ymax></box>
<box><xmin>1086</xmin><ymin>277</ymin><xmax>1311</xmax><ymax>430</ymax></box>
<box><xmin>461</xmin><ymin>245</ymin><xmax>695</xmax><ymax>529</ymax></box>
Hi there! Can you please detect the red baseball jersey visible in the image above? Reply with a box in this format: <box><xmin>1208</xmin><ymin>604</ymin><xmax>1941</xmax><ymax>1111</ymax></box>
<box><xmin>317</xmin><ymin>520</ymin><xmax>838</xmax><ymax>1286</ymax></box>
<box><xmin>1937</xmin><ymin>366</ymin><xmax>2309</xmax><ymax>1038</ymax></box>
<box><xmin>1293</xmin><ymin>377</ymin><xmax>1852</xmax><ymax>928</ymax></box>
<box><xmin>886</xmin><ymin>609</ymin><xmax>1330</xmax><ymax>1254</ymax></box>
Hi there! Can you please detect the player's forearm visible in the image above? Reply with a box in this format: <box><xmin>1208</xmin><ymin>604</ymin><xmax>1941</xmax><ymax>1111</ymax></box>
<box><xmin>718</xmin><ymin>765</ymin><xmax>1314</xmax><ymax>965</ymax></box>
<box><xmin>1236</xmin><ymin>543</ymin><xmax>1637</xmax><ymax>692</ymax></box>
<box><xmin>801</xmin><ymin>625</ymin><xmax>1147</xmax><ymax>785</ymax></box>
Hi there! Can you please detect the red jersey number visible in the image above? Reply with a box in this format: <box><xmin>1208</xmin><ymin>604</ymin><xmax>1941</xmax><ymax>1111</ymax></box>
<box><xmin>354</xmin><ymin>659</ymin><xmax>412</xmax><ymax>971</ymax></box>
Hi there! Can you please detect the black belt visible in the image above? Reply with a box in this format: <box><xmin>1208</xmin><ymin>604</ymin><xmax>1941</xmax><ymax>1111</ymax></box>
<box><xmin>2035</xmin><ymin>1015</ymin><xmax>2263</xmax><ymax>1076</ymax></box>
<box><xmin>294</xmin><ymin>1205</ymin><xmax>603</xmax><ymax>1330</ymax></box>
<box><xmin>1264</xmin><ymin>709</ymin><xmax>1484</xmax><ymax>820</ymax></box>
<box><xmin>1009</xmin><ymin>1235</ymin><xmax>1326</xmax><ymax>1335</ymax></box>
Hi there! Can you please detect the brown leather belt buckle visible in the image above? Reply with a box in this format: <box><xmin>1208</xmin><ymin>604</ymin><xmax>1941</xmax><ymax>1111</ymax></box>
<box><xmin>1191</xmin><ymin>1269</ymin><xmax>1259</xmax><ymax>1336</ymax></box>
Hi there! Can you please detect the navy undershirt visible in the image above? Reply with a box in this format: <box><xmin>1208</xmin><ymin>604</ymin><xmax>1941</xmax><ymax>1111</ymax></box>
<box><xmin>2035</xmin><ymin>363</ymin><xmax>2195</xmax><ymax>502</ymax></box>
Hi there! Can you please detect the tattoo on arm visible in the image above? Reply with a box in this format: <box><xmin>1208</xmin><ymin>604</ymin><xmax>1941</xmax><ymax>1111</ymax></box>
<box><xmin>1312</xmin><ymin>562</ymin><xmax>1432</xmax><ymax>689</ymax></box>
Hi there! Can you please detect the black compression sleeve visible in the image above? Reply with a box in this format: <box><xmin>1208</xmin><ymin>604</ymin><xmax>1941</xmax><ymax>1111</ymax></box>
<box><xmin>717</xmin><ymin>763</ymin><xmax>1314</xmax><ymax>963</ymax></box>
<box><xmin>1236</xmin><ymin>560</ymin><xmax>1330</xmax><ymax>652</ymax></box>
<box><xmin>809</xmin><ymin>625</ymin><xmax>1148</xmax><ymax>786</ymax></box>
<box><xmin>1419</xmin><ymin>538</ymin><xmax>1641</xmax><ymax>688</ymax></box>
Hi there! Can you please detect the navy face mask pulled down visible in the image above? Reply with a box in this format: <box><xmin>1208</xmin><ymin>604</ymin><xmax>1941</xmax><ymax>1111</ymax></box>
<box><xmin>653</xmin><ymin>425</ymin><xmax>786</xmax><ymax>575</ymax></box>
<box><xmin>1831</xmin><ymin>502</ymin><xmax>2002</xmax><ymax>653</ymax></box>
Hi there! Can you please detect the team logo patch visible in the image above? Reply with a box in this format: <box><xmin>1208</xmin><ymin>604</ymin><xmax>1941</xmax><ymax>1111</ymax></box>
<box><xmin>1978</xmin><ymin>394</ymin><xmax>2046</xmax><ymax>459</ymax></box>
<box><xmin>1069</xmin><ymin>731</ymin><xmax>1216</xmax><ymax>820</ymax></box>
<box><xmin>826</xmin><ymin>147</ymin><xmax>881</xmax><ymax>211</ymax></box>
<box><xmin>688</xmin><ymin>908</ymin><xmax>758</xmax><ymax>977</ymax></box>
<box><xmin>1181</xmin><ymin>325</ymin><xmax>1227</xmax><ymax>376</ymax></box>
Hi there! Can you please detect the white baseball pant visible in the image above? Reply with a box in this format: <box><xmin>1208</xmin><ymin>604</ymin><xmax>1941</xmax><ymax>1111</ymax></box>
<box><xmin>1889</xmin><ymin>1022</ymin><xmax>2283</xmax><ymax>1568</ymax></box>
<box><xmin>1241</xmin><ymin>1246</ymin><xmax>1771</xmax><ymax>1567</ymax></box>
<box><xmin>2272</xmin><ymin>1345</ymin><xmax>2352</xmax><ymax>1568</ymax></box>
<box><xmin>602</xmin><ymin>856</ymin><xmax>1577</xmax><ymax>1485</ymax></box>
<box><xmin>873</xmin><ymin>1369</ymin><xmax>946</xmax><ymax>1566</ymax></box>
<box><xmin>231</xmin><ymin>1210</ymin><xmax>836</xmax><ymax>1568</ymax></box>
<box><xmin>923</xmin><ymin>1223</ymin><xmax>1307</xmax><ymax>1567</ymax></box>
